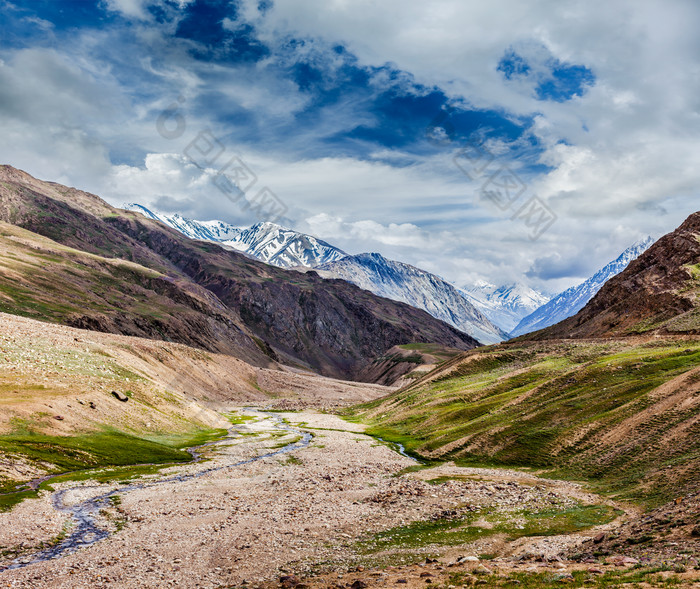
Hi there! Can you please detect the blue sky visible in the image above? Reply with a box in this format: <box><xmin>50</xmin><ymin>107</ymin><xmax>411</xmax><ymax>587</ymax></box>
<box><xmin>0</xmin><ymin>0</ymin><xmax>698</xmax><ymax>293</ymax></box>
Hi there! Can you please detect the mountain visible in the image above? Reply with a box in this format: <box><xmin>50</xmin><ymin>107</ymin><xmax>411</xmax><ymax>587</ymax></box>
<box><xmin>510</xmin><ymin>237</ymin><xmax>655</xmax><ymax>337</ymax></box>
<box><xmin>126</xmin><ymin>204</ymin><xmax>507</xmax><ymax>343</ymax></box>
<box><xmin>124</xmin><ymin>204</ymin><xmax>347</xmax><ymax>269</ymax></box>
<box><xmin>533</xmin><ymin>213</ymin><xmax>700</xmax><ymax>339</ymax></box>
<box><xmin>0</xmin><ymin>165</ymin><xmax>479</xmax><ymax>380</ymax></box>
<box><xmin>355</xmin><ymin>336</ymin><xmax>700</xmax><ymax>503</ymax></box>
<box><xmin>354</xmin><ymin>212</ymin><xmax>700</xmax><ymax>502</ymax></box>
<box><xmin>460</xmin><ymin>281</ymin><xmax>550</xmax><ymax>333</ymax></box>
<box><xmin>316</xmin><ymin>253</ymin><xmax>508</xmax><ymax>344</ymax></box>
<box><xmin>123</xmin><ymin>203</ymin><xmax>243</xmax><ymax>242</ymax></box>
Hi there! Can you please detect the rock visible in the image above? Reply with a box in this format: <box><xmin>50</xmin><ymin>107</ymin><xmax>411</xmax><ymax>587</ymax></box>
<box><xmin>54</xmin><ymin>415</ymin><xmax>64</xmax><ymax>420</ymax></box>
<box><xmin>89</xmin><ymin>402</ymin><xmax>96</xmax><ymax>409</ymax></box>
<box><xmin>111</xmin><ymin>391</ymin><xmax>129</xmax><ymax>402</ymax></box>
<box><xmin>474</xmin><ymin>565</ymin><xmax>492</xmax><ymax>575</ymax></box>
<box><xmin>279</xmin><ymin>575</ymin><xmax>298</xmax><ymax>588</ymax></box>
<box><xmin>396</xmin><ymin>580</ymin><xmax>408</xmax><ymax>584</ymax></box>
<box><xmin>458</xmin><ymin>556</ymin><xmax>480</xmax><ymax>563</ymax></box>
<box><xmin>588</xmin><ymin>568</ymin><xmax>604</xmax><ymax>574</ymax></box>
<box><xmin>350</xmin><ymin>581</ymin><xmax>367</xmax><ymax>589</ymax></box>
<box><xmin>593</xmin><ymin>533</ymin><xmax>606</xmax><ymax>543</ymax></box>
<box><xmin>419</xmin><ymin>572</ymin><xmax>433</xmax><ymax>578</ymax></box>
<box><xmin>691</xmin><ymin>525</ymin><xmax>700</xmax><ymax>538</ymax></box>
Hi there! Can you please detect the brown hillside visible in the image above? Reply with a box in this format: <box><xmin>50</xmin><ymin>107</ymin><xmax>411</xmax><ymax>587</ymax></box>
<box><xmin>531</xmin><ymin>212</ymin><xmax>700</xmax><ymax>339</ymax></box>
<box><xmin>0</xmin><ymin>165</ymin><xmax>479</xmax><ymax>380</ymax></box>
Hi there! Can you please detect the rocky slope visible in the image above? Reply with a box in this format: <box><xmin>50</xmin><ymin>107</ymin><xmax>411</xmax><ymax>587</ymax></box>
<box><xmin>0</xmin><ymin>165</ymin><xmax>478</xmax><ymax>380</ymax></box>
<box><xmin>532</xmin><ymin>215</ymin><xmax>699</xmax><ymax>339</ymax></box>
<box><xmin>316</xmin><ymin>253</ymin><xmax>508</xmax><ymax>344</ymax></box>
<box><xmin>511</xmin><ymin>237</ymin><xmax>655</xmax><ymax>337</ymax></box>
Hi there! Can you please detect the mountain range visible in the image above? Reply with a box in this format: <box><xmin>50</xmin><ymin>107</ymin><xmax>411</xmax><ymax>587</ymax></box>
<box><xmin>533</xmin><ymin>218</ymin><xmax>700</xmax><ymax>338</ymax></box>
<box><xmin>510</xmin><ymin>237</ymin><xmax>656</xmax><ymax>337</ymax></box>
<box><xmin>124</xmin><ymin>204</ymin><xmax>347</xmax><ymax>268</ymax></box>
<box><xmin>460</xmin><ymin>281</ymin><xmax>551</xmax><ymax>333</ymax></box>
<box><xmin>125</xmin><ymin>203</ymin><xmax>655</xmax><ymax>343</ymax></box>
<box><xmin>315</xmin><ymin>253</ymin><xmax>508</xmax><ymax>344</ymax></box>
<box><xmin>125</xmin><ymin>204</ymin><xmax>506</xmax><ymax>343</ymax></box>
<box><xmin>0</xmin><ymin>165</ymin><xmax>478</xmax><ymax>380</ymax></box>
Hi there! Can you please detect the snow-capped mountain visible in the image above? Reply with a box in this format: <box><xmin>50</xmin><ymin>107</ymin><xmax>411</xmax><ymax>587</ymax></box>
<box><xmin>461</xmin><ymin>281</ymin><xmax>550</xmax><ymax>333</ymax></box>
<box><xmin>316</xmin><ymin>253</ymin><xmax>508</xmax><ymax>345</ymax></box>
<box><xmin>220</xmin><ymin>222</ymin><xmax>347</xmax><ymax>268</ymax></box>
<box><xmin>124</xmin><ymin>203</ymin><xmax>243</xmax><ymax>241</ymax></box>
<box><xmin>510</xmin><ymin>237</ymin><xmax>656</xmax><ymax>337</ymax></box>
<box><xmin>123</xmin><ymin>204</ymin><xmax>347</xmax><ymax>268</ymax></box>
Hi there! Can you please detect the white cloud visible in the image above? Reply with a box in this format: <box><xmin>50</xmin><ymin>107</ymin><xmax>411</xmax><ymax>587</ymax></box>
<box><xmin>1</xmin><ymin>0</ymin><xmax>698</xmax><ymax>295</ymax></box>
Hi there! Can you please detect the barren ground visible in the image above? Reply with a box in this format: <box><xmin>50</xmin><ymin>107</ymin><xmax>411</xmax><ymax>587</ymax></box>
<box><xmin>3</xmin><ymin>410</ymin><xmax>696</xmax><ymax>588</ymax></box>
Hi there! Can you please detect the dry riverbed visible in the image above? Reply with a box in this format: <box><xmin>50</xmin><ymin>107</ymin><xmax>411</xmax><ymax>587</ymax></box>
<box><xmin>0</xmin><ymin>409</ymin><xmax>671</xmax><ymax>589</ymax></box>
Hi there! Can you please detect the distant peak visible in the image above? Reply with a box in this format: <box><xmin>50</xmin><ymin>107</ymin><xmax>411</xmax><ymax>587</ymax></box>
<box><xmin>631</xmin><ymin>235</ymin><xmax>655</xmax><ymax>249</ymax></box>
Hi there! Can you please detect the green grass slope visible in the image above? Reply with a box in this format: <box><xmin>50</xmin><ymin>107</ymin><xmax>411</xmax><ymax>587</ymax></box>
<box><xmin>351</xmin><ymin>338</ymin><xmax>700</xmax><ymax>506</ymax></box>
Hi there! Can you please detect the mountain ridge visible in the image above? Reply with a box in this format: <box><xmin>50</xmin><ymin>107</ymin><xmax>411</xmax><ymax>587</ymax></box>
<box><xmin>0</xmin><ymin>165</ymin><xmax>480</xmax><ymax>381</ymax></box>
<box><xmin>460</xmin><ymin>281</ymin><xmax>550</xmax><ymax>333</ymax></box>
<box><xmin>123</xmin><ymin>204</ymin><xmax>347</xmax><ymax>269</ymax></box>
<box><xmin>126</xmin><ymin>204</ymin><xmax>507</xmax><ymax>344</ymax></box>
<box><xmin>316</xmin><ymin>252</ymin><xmax>508</xmax><ymax>344</ymax></box>
<box><xmin>530</xmin><ymin>214</ymin><xmax>700</xmax><ymax>339</ymax></box>
<box><xmin>510</xmin><ymin>237</ymin><xmax>655</xmax><ymax>337</ymax></box>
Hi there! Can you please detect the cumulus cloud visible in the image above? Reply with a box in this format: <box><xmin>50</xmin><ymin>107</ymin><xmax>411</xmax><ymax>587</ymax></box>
<box><xmin>0</xmin><ymin>0</ymin><xmax>697</xmax><ymax>294</ymax></box>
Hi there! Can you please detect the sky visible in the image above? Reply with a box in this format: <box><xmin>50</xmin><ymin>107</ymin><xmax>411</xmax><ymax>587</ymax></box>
<box><xmin>0</xmin><ymin>0</ymin><xmax>698</xmax><ymax>295</ymax></box>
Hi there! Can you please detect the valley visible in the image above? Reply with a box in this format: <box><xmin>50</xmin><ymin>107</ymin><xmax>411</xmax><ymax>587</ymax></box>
<box><xmin>0</xmin><ymin>309</ymin><xmax>698</xmax><ymax>587</ymax></box>
<box><xmin>3</xmin><ymin>2</ymin><xmax>700</xmax><ymax>587</ymax></box>
<box><xmin>0</xmin><ymin>169</ymin><xmax>698</xmax><ymax>587</ymax></box>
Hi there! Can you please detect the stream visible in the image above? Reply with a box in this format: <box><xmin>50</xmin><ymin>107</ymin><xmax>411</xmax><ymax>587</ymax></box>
<box><xmin>0</xmin><ymin>411</ymin><xmax>311</xmax><ymax>572</ymax></box>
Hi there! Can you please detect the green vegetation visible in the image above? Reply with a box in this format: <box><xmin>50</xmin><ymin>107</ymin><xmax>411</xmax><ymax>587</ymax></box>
<box><xmin>0</xmin><ymin>426</ymin><xmax>226</xmax><ymax>512</ymax></box>
<box><xmin>350</xmin><ymin>339</ymin><xmax>700</xmax><ymax>506</ymax></box>
<box><xmin>443</xmin><ymin>567</ymin><xmax>692</xmax><ymax>588</ymax></box>
<box><xmin>224</xmin><ymin>411</ymin><xmax>257</xmax><ymax>425</ymax></box>
<box><xmin>357</xmin><ymin>504</ymin><xmax>618</xmax><ymax>554</ymax></box>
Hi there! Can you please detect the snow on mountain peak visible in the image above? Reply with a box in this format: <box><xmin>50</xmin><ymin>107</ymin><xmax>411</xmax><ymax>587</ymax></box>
<box><xmin>460</xmin><ymin>281</ymin><xmax>551</xmax><ymax>333</ymax></box>
<box><xmin>510</xmin><ymin>237</ymin><xmax>656</xmax><ymax>337</ymax></box>
<box><xmin>123</xmin><ymin>203</ymin><xmax>346</xmax><ymax>269</ymax></box>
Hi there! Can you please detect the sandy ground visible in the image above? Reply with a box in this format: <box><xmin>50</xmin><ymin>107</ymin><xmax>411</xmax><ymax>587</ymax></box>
<box><xmin>0</xmin><ymin>410</ymin><xmax>653</xmax><ymax>589</ymax></box>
